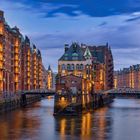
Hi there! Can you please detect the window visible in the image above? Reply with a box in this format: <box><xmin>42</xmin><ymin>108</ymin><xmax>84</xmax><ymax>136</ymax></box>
<box><xmin>72</xmin><ymin>56</ymin><xmax>78</xmax><ymax>60</ymax></box>
<box><xmin>62</xmin><ymin>64</ymin><xmax>65</xmax><ymax>70</ymax></box>
<box><xmin>61</xmin><ymin>80</ymin><xmax>65</xmax><ymax>84</ymax></box>
<box><xmin>71</xmin><ymin>64</ymin><xmax>75</xmax><ymax>70</ymax></box>
<box><xmin>64</xmin><ymin>56</ymin><xmax>68</xmax><ymax>60</ymax></box>
<box><xmin>67</xmin><ymin>64</ymin><xmax>70</xmax><ymax>70</ymax></box>
<box><xmin>76</xmin><ymin>64</ymin><xmax>80</xmax><ymax>70</ymax></box>
<box><xmin>80</xmin><ymin>64</ymin><xmax>83</xmax><ymax>70</ymax></box>
<box><xmin>72</xmin><ymin>53</ymin><xmax>78</xmax><ymax>60</ymax></box>
<box><xmin>72</xmin><ymin>81</ymin><xmax>75</xmax><ymax>84</ymax></box>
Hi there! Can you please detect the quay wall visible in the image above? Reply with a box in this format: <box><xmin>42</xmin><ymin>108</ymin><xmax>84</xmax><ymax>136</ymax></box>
<box><xmin>54</xmin><ymin>93</ymin><xmax>113</xmax><ymax>116</ymax></box>
<box><xmin>0</xmin><ymin>94</ymin><xmax>42</xmax><ymax>113</ymax></box>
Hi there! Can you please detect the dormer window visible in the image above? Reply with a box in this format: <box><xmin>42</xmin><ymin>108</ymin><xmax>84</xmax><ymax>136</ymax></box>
<box><xmin>72</xmin><ymin>53</ymin><xmax>78</xmax><ymax>60</ymax></box>
<box><xmin>64</xmin><ymin>53</ymin><xmax>68</xmax><ymax>60</ymax></box>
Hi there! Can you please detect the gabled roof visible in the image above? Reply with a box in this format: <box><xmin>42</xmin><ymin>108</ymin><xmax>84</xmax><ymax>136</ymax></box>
<box><xmin>84</xmin><ymin>47</ymin><xmax>92</xmax><ymax>59</ymax></box>
<box><xmin>59</xmin><ymin>43</ymin><xmax>86</xmax><ymax>61</ymax></box>
<box><xmin>87</xmin><ymin>45</ymin><xmax>108</xmax><ymax>63</ymax></box>
<box><xmin>59</xmin><ymin>43</ymin><xmax>110</xmax><ymax>63</ymax></box>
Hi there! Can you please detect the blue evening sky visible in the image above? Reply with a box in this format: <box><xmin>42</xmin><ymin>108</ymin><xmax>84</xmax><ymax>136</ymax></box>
<box><xmin>1</xmin><ymin>0</ymin><xmax>140</xmax><ymax>72</ymax></box>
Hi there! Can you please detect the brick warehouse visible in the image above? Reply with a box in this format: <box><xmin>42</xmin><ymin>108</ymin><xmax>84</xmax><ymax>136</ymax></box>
<box><xmin>0</xmin><ymin>10</ymin><xmax>47</xmax><ymax>93</ymax></box>
<box><xmin>56</xmin><ymin>42</ymin><xmax>114</xmax><ymax>93</ymax></box>
<box><xmin>114</xmin><ymin>64</ymin><xmax>140</xmax><ymax>89</ymax></box>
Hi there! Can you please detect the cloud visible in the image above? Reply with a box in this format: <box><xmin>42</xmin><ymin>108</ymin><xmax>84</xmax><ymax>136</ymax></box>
<box><xmin>125</xmin><ymin>16</ymin><xmax>140</xmax><ymax>22</ymax></box>
<box><xmin>99</xmin><ymin>22</ymin><xmax>107</xmax><ymax>26</ymax></box>
<box><xmin>1</xmin><ymin>0</ymin><xmax>140</xmax><ymax>71</ymax></box>
<box><xmin>2</xmin><ymin>0</ymin><xmax>140</xmax><ymax>18</ymax></box>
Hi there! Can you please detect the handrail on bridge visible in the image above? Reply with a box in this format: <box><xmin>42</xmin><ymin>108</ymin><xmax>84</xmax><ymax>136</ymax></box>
<box><xmin>104</xmin><ymin>88</ymin><xmax>140</xmax><ymax>94</ymax></box>
<box><xmin>21</xmin><ymin>89</ymin><xmax>56</xmax><ymax>94</ymax></box>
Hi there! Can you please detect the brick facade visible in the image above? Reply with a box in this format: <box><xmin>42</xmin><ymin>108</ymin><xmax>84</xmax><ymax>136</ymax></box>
<box><xmin>0</xmin><ymin>10</ymin><xmax>46</xmax><ymax>93</ymax></box>
<box><xmin>57</xmin><ymin>43</ymin><xmax>114</xmax><ymax>93</ymax></box>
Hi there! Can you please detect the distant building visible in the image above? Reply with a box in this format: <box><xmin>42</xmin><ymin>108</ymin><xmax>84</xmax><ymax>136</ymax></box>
<box><xmin>114</xmin><ymin>64</ymin><xmax>140</xmax><ymax>89</ymax></box>
<box><xmin>56</xmin><ymin>42</ymin><xmax>114</xmax><ymax>93</ymax></box>
<box><xmin>42</xmin><ymin>66</ymin><xmax>48</xmax><ymax>89</ymax></box>
<box><xmin>46</xmin><ymin>65</ymin><xmax>54</xmax><ymax>90</ymax></box>
<box><xmin>52</xmin><ymin>72</ymin><xmax>57</xmax><ymax>90</ymax></box>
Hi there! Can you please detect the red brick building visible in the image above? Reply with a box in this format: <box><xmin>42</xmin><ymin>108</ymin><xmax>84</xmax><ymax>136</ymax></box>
<box><xmin>56</xmin><ymin>74</ymin><xmax>93</xmax><ymax>94</ymax></box>
<box><xmin>0</xmin><ymin>10</ymin><xmax>46</xmax><ymax>93</ymax></box>
<box><xmin>57</xmin><ymin>43</ymin><xmax>114</xmax><ymax>94</ymax></box>
<box><xmin>114</xmin><ymin>65</ymin><xmax>140</xmax><ymax>89</ymax></box>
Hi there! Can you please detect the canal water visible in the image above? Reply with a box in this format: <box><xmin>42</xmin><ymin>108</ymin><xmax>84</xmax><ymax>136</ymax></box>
<box><xmin>0</xmin><ymin>98</ymin><xmax>140</xmax><ymax>140</ymax></box>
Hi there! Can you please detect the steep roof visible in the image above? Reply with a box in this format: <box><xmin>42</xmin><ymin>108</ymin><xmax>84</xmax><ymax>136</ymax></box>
<box><xmin>59</xmin><ymin>43</ymin><xmax>85</xmax><ymax>61</ymax></box>
<box><xmin>87</xmin><ymin>45</ymin><xmax>107</xmax><ymax>63</ymax></box>
<box><xmin>48</xmin><ymin>65</ymin><xmax>52</xmax><ymax>71</ymax></box>
<box><xmin>59</xmin><ymin>43</ymin><xmax>110</xmax><ymax>63</ymax></box>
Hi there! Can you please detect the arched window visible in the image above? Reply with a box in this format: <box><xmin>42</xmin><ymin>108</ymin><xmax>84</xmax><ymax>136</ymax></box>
<box><xmin>67</xmin><ymin>64</ymin><xmax>70</xmax><ymax>70</ymax></box>
<box><xmin>80</xmin><ymin>64</ymin><xmax>83</xmax><ymax>70</ymax></box>
<box><xmin>76</xmin><ymin>64</ymin><xmax>79</xmax><ymax>70</ymax></box>
<box><xmin>72</xmin><ymin>53</ymin><xmax>78</xmax><ymax>60</ymax></box>
<box><xmin>64</xmin><ymin>53</ymin><xmax>68</xmax><ymax>60</ymax></box>
<box><xmin>86</xmin><ymin>64</ymin><xmax>90</xmax><ymax>74</ymax></box>
<box><xmin>71</xmin><ymin>64</ymin><xmax>75</xmax><ymax>70</ymax></box>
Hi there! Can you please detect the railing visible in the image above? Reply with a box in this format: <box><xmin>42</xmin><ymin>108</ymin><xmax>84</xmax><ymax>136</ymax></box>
<box><xmin>21</xmin><ymin>89</ymin><xmax>56</xmax><ymax>94</ymax></box>
<box><xmin>105</xmin><ymin>88</ymin><xmax>140</xmax><ymax>94</ymax></box>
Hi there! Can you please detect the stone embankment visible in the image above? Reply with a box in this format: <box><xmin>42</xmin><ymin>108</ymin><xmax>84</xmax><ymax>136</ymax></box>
<box><xmin>0</xmin><ymin>93</ymin><xmax>42</xmax><ymax>113</ymax></box>
<box><xmin>54</xmin><ymin>93</ymin><xmax>113</xmax><ymax>116</ymax></box>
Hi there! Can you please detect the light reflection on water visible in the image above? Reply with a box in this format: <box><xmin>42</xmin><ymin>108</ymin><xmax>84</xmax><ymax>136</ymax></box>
<box><xmin>0</xmin><ymin>98</ymin><xmax>140</xmax><ymax>140</ymax></box>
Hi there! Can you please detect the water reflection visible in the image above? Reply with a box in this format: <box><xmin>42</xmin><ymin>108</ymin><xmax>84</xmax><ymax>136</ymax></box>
<box><xmin>0</xmin><ymin>109</ymin><xmax>40</xmax><ymax>139</ymax></box>
<box><xmin>55</xmin><ymin>107</ymin><xmax>112</xmax><ymax>140</ymax></box>
<box><xmin>0</xmin><ymin>98</ymin><xmax>140</xmax><ymax>140</ymax></box>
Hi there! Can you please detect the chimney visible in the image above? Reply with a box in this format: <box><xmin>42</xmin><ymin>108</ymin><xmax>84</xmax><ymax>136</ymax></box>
<box><xmin>0</xmin><ymin>10</ymin><xmax>4</xmax><ymax>21</ymax></box>
<box><xmin>64</xmin><ymin>44</ymin><xmax>69</xmax><ymax>52</ymax></box>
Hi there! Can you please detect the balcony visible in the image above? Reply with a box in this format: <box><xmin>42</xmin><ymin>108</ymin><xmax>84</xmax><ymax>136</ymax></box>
<box><xmin>14</xmin><ymin>56</ymin><xmax>19</xmax><ymax>60</ymax></box>
<box><xmin>0</xmin><ymin>56</ymin><xmax>3</xmax><ymax>61</ymax></box>
<box><xmin>27</xmin><ymin>62</ymin><xmax>30</xmax><ymax>66</ymax></box>
<box><xmin>14</xmin><ymin>48</ymin><xmax>19</xmax><ymax>53</ymax></box>
<box><xmin>14</xmin><ymin>62</ymin><xmax>18</xmax><ymax>66</ymax></box>
<box><xmin>27</xmin><ymin>74</ymin><xmax>30</xmax><ymax>78</ymax></box>
<box><xmin>15</xmin><ymin>40</ymin><xmax>19</xmax><ymax>47</ymax></box>
<box><xmin>14</xmin><ymin>68</ymin><xmax>19</xmax><ymax>74</ymax></box>
<box><xmin>27</xmin><ymin>68</ymin><xmax>30</xmax><ymax>72</ymax></box>
<box><xmin>0</xmin><ymin>47</ymin><xmax>3</xmax><ymax>52</ymax></box>
<box><xmin>0</xmin><ymin>26</ymin><xmax>4</xmax><ymax>36</ymax></box>
<box><xmin>0</xmin><ymin>64</ymin><xmax>3</xmax><ymax>69</ymax></box>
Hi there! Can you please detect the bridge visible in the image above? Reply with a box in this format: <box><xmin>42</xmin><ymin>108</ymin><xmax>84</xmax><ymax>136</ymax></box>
<box><xmin>104</xmin><ymin>87</ymin><xmax>140</xmax><ymax>98</ymax></box>
<box><xmin>17</xmin><ymin>89</ymin><xmax>56</xmax><ymax>106</ymax></box>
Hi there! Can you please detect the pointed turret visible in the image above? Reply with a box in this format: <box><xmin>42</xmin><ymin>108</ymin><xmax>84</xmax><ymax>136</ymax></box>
<box><xmin>84</xmin><ymin>47</ymin><xmax>92</xmax><ymax>59</ymax></box>
<box><xmin>25</xmin><ymin>36</ymin><xmax>30</xmax><ymax>45</ymax></box>
<box><xmin>48</xmin><ymin>65</ymin><xmax>52</xmax><ymax>71</ymax></box>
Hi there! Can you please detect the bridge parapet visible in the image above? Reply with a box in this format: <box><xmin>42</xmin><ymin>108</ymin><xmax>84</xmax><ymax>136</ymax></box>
<box><xmin>104</xmin><ymin>88</ymin><xmax>140</xmax><ymax>94</ymax></box>
<box><xmin>17</xmin><ymin>89</ymin><xmax>56</xmax><ymax>95</ymax></box>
